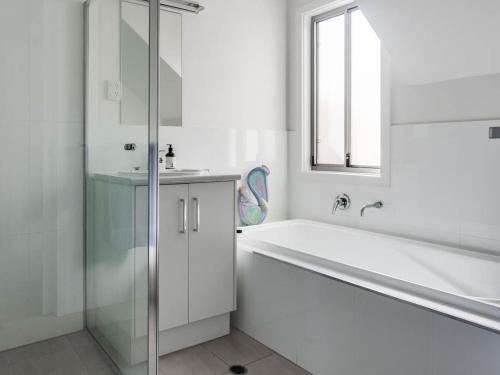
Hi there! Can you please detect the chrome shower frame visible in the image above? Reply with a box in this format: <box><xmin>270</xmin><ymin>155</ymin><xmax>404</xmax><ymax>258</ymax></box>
<box><xmin>148</xmin><ymin>2</ymin><xmax>160</xmax><ymax>374</ymax></box>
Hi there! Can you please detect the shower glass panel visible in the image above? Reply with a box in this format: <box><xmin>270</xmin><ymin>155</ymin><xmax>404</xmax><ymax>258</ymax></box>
<box><xmin>85</xmin><ymin>0</ymin><xmax>158</xmax><ymax>373</ymax></box>
<box><xmin>0</xmin><ymin>0</ymin><xmax>85</xmax><ymax>354</ymax></box>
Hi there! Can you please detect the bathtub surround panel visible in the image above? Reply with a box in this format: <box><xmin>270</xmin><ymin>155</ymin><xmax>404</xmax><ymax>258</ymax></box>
<box><xmin>234</xmin><ymin>248</ymin><xmax>500</xmax><ymax>375</ymax></box>
<box><xmin>248</xmin><ymin>255</ymin><xmax>299</xmax><ymax>361</ymax></box>
<box><xmin>296</xmin><ymin>268</ymin><xmax>355</xmax><ymax>375</ymax></box>
<box><xmin>0</xmin><ymin>0</ymin><xmax>85</xmax><ymax>351</ymax></box>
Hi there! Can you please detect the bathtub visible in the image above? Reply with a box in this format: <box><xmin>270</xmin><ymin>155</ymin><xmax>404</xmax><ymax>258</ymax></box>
<box><xmin>237</xmin><ymin>219</ymin><xmax>500</xmax><ymax>332</ymax></box>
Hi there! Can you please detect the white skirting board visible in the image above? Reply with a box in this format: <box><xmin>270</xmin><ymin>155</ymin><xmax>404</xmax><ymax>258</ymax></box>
<box><xmin>159</xmin><ymin>313</ymin><xmax>230</xmax><ymax>355</ymax></box>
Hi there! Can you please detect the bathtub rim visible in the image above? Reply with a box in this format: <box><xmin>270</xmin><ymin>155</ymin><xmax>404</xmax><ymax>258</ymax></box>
<box><xmin>240</xmin><ymin>219</ymin><xmax>500</xmax><ymax>261</ymax></box>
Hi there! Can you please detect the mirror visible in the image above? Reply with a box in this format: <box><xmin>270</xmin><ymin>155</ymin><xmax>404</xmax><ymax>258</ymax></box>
<box><xmin>121</xmin><ymin>0</ymin><xmax>182</xmax><ymax>126</ymax></box>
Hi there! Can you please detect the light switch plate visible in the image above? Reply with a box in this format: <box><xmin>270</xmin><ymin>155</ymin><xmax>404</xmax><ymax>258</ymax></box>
<box><xmin>106</xmin><ymin>80</ymin><xmax>122</xmax><ymax>101</ymax></box>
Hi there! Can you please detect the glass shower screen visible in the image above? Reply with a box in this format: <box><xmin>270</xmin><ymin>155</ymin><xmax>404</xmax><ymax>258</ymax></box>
<box><xmin>85</xmin><ymin>0</ymin><xmax>160</xmax><ymax>374</ymax></box>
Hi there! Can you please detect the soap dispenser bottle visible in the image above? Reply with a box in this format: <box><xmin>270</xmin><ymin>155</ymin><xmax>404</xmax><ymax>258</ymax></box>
<box><xmin>165</xmin><ymin>144</ymin><xmax>176</xmax><ymax>169</ymax></box>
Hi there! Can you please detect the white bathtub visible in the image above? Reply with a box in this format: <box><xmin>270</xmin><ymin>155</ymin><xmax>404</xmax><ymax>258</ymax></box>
<box><xmin>238</xmin><ymin>219</ymin><xmax>500</xmax><ymax>332</ymax></box>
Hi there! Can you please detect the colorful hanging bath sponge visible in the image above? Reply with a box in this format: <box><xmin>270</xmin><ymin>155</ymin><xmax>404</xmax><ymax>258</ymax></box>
<box><xmin>238</xmin><ymin>165</ymin><xmax>270</xmax><ymax>226</ymax></box>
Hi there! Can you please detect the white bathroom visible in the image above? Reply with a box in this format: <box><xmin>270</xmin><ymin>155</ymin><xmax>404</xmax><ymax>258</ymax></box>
<box><xmin>0</xmin><ymin>0</ymin><xmax>499</xmax><ymax>374</ymax></box>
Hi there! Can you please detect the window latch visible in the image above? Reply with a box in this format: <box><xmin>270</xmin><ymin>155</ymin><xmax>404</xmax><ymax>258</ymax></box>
<box><xmin>346</xmin><ymin>153</ymin><xmax>351</xmax><ymax>167</ymax></box>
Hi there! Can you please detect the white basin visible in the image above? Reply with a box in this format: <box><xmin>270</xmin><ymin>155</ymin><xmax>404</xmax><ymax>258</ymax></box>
<box><xmin>118</xmin><ymin>169</ymin><xmax>209</xmax><ymax>177</ymax></box>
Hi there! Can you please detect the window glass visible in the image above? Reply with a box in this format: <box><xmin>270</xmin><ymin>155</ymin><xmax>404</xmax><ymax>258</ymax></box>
<box><xmin>316</xmin><ymin>15</ymin><xmax>345</xmax><ymax>165</ymax></box>
<box><xmin>312</xmin><ymin>7</ymin><xmax>382</xmax><ymax>172</ymax></box>
<box><xmin>350</xmin><ymin>9</ymin><xmax>381</xmax><ymax>167</ymax></box>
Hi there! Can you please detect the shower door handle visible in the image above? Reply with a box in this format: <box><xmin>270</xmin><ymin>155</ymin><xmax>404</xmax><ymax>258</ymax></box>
<box><xmin>192</xmin><ymin>197</ymin><xmax>200</xmax><ymax>232</ymax></box>
<box><xmin>179</xmin><ymin>199</ymin><xmax>187</xmax><ymax>233</ymax></box>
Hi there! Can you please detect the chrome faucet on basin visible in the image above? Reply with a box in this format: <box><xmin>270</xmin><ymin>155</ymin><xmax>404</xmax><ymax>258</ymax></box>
<box><xmin>360</xmin><ymin>201</ymin><xmax>383</xmax><ymax>217</ymax></box>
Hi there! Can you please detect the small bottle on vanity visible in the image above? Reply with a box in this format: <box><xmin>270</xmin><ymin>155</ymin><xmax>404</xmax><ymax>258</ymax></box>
<box><xmin>165</xmin><ymin>144</ymin><xmax>176</xmax><ymax>169</ymax></box>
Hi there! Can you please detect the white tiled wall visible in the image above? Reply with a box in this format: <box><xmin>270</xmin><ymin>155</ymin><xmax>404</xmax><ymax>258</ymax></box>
<box><xmin>288</xmin><ymin>120</ymin><xmax>500</xmax><ymax>255</ymax></box>
<box><xmin>88</xmin><ymin>126</ymin><xmax>288</xmax><ymax>223</ymax></box>
<box><xmin>0</xmin><ymin>0</ymin><xmax>85</xmax><ymax>350</ymax></box>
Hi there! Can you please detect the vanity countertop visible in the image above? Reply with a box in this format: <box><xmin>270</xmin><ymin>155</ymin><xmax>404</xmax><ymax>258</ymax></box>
<box><xmin>93</xmin><ymin>172</ymin><xmax>241</xmax><ymax>186</ymax></box>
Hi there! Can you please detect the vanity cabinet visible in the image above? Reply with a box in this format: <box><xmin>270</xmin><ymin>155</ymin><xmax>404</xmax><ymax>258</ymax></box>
<box><xmin>158</xmin><ymin>184</ymin><xmax>189</xmax><ymax>331</ymax></box>
<box><xmin>88</xmin><ymin>175</ymin><xmax>238</xmax><ymax>362</ymax></box>
<box><xmin>158</xmin><ymin>182</ymin><xmax>235</xmax><ymax>330</ymax></box>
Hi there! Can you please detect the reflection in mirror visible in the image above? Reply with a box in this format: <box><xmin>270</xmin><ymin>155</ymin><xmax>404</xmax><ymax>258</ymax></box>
<box><xmin>121</xmin><ymin>0</ymin><xmax>182</xmax><ymax>126</ymax></box>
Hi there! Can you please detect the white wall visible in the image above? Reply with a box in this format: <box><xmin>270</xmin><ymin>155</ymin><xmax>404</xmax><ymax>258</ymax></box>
<box><xmin>356</xmin><ymin>0</ymin><xmax>500</xmax><ymax>86</ymax></box>
<box><xmin>392</xmin><ymin>73</ymin><xmax>500</xmax><ymax>125</ymax></box>
<box><xmin>166</xmin><ymin>0</ymin><xmax>288</xmax><ymax>222</ymax></box>
<box><xmin>87</xmin><ymin>0</ymin><xmax>289</xmax><ymax>222</ymax></box>
<box><xmin>0</xmin><ymin>0</ymin><xmax>85</xmax><ymax>350</ymax></box>
<box><xmin>287</xmin><ymin>0</ymin><xmax>500</xmax><ymax>255</ymax></box>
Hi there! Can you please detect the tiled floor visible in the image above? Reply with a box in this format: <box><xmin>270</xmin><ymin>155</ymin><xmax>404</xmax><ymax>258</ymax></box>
<box><xmin>159</xmin><ymin>329</ymin><xmax>311</xmax><ymax>375</ymax></box>
<box><xmin>0</xmin><ymin>329</ymin><xmax>309</xmax><ymax>375</ymax></box>
<box><xmin>0</xmin><ymin>331</ymin><xmax>118</xmax><ymax>375</ymax></box>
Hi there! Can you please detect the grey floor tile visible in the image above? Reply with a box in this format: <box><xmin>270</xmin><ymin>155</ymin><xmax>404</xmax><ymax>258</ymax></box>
<box><xmin>65</xmin><ymin>330</ymin><xmax>117</xmax><ymax>374</ymax></box>
<box><xmin>1</xmin><ymin>329</ymin><xmax>309</xmax><ymax>375</ymax></box>
<box><xmin>159</xmin><ymin>344</ymin><xmax>228</xmax><ymax>375</ymax></box>
<box><xmin>4</xmin><ymin>340</ymin><xmax>59</xmax><ymax>365</ymax></box>
<box><xmin>71</xmin><ymin>342</ymin><xmax>117</xmax><ymax>374</ymax></box>
<box><xmin>32</xmin><ymin>349</ymin><xmax>88</xmax><ymax>375</ymax></box>
<box><xmin>0</xmin><ymin>331</ymin><xmax>116</xmax><ymax>375</ymax></box>
<box><xmin>66</xmin><ymin>331</ymin><xmax>96</xmax><ymax>349</ymax></box>
<box><xmin>0</xmin><ymin>351</ymin><xmax>12</xmax><ymax>374</ymax></box>
<box><xmin>9</xmin><ymin>360</ymin><xmax>41</xmax><ymax>375</ymax></box>
<box><xmin>84</xmin><ymin>368</ymin><xmax>120</xmax><ymax>375</ymax></box>
<box><xmin>42</xmin><ymin>336</ymin><xmax>74</xmax><ymax>355</ymax></box>
<box><xmin>238</xmin><ymin>354</ymin><xmax>311</xmax><ymax>375</ymax></box>
<box><xmin>203</xmin><ymin>329</ymin><xmax>273</xmax><ymax>366</ymax></box>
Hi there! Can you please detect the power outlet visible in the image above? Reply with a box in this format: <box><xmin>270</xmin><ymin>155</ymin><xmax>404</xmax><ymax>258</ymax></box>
<box><xmin>106</xmin><ymin>80</ymin><xmax>122</xmax><ymax>101</ymax></box>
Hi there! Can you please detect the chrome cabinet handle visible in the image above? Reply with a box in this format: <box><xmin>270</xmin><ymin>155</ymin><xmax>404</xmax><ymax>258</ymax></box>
<box><xmin>192</xmin><ymin>197</ymin><xmax>200</xmax><ymax>232</ymax></box>
<box><xmin>179</xmin><ymin>199</ymin><xmax>187</xmax><ymax>233</ymax></box>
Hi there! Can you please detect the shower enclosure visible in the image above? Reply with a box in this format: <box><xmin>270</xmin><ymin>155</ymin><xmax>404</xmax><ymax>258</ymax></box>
<box><xmin>84</xmin><ymin>0</ymin><xmax>156</xmax><ymax>371</ymax></box>
<box><xmin>85</xmin><ymin>0</ymin><xmax>199</xmax><ymax>373</ymax></box>
<box><xmin>0</xmin><ymin>0</ymin><xmax>198</xmax><ymax>374</ymax></box>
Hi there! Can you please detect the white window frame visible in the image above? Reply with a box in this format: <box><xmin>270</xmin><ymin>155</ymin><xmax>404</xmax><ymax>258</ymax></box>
<box><xmin>300</xmin><ymin>0</ymin><xmax>391</xmax><ymax>186</ymax></box>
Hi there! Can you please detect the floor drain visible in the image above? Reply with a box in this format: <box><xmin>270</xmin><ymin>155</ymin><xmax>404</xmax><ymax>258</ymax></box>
<box><xmin>229</xmin><ymin>365</ymin><xmax>248</xmax><ymax>374</ymax></box>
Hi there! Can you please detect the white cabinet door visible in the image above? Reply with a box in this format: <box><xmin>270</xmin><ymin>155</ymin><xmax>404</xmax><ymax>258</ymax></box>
<box><xmin>158</xmin><ymin>184</ymin><xmax>189</xmax><ymax>331</ymax></box>
<box><xmin>188</xmin><ymin>181</ymin><xmax>235</xmax><ymax>323</ymax></box>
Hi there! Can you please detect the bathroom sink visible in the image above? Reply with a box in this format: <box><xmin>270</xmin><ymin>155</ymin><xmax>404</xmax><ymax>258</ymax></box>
<box><xmin>118</xmin><ymin>169</ymin><xmax>209</xmax><ymax>177</ymax></box>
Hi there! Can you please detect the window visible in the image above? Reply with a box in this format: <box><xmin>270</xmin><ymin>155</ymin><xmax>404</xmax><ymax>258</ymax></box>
<box><xmin>311</xmin><ymin>5</ymin><xmax>381</xmax><ymax>173</ymax></box>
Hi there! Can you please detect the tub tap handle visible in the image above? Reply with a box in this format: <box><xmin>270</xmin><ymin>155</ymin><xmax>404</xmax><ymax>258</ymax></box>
<box><xmin>332</xmin><ymin>193</ymin><xmax>351</xmax><ymax>214</ymax></box>
<box><xmin>360</xmin><ymin>201</ymin><xmax>383</xmax><ymax>217</ymax></box>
